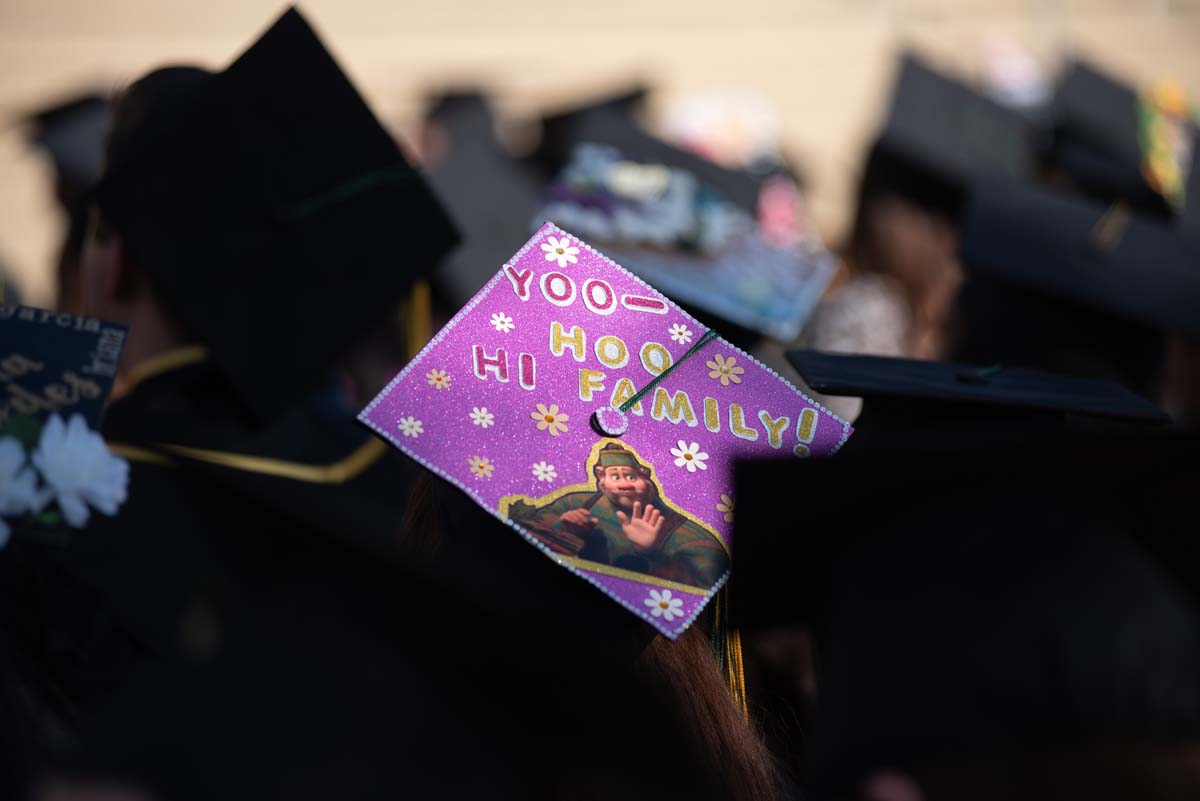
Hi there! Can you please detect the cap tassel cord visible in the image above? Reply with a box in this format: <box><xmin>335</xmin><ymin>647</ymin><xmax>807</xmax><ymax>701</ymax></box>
<box><xmin>277</xmin><ymin>162</ymin><xmax>417</xmax><ymax>222</ymax></box>
<box><xmin>620</xmin><ymin>329</ymin><xmax>720</xmax><ymax>414</ymax></box>
<box><xmin>710</xmin><ymin>586</ymin><xmax>749</xmax><ymax>721</ymax></box>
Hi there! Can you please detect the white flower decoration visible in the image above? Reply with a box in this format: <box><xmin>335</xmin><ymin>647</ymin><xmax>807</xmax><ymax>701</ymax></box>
<box><xmin>668</xmin><ymin>323</ymin><xmax>693</xmax><ymax>345</ymax></box>
<box><xmin>490</xmin><ymin>312</ymin><xmax>515</xmax><ymax>334</ymax></box>
<box><xmin>31</xmin><ymin>413</ymin><xmax>129</xmax><ymax>529</ymax></box>
<box><xmin>531</xmin><ymin>461</ymin><xmax>557</xmax><ymax>482</ymax></box>
<box><xmin>398</xmin><ymin>416</ymin><xmax>424</xmax><ymax>438</ymax></box>
<box><xmin>0</xmin><ymin>437</ymin><xmax>45</xmax><ymax>547</ymax></box>
<box><xmin>644</xmin><ymin>588</ymin><xmax>684</xmax><ymax>622</ymax></box>
<box><xmin>670</xmin><ymin>440</ymin><xmax>709</xmax><ymax>473</ymax></box>
<box><xmin>469</xmin><ymin>407</ymin><xmax>495</xmax><ymax>428</ymax></box>
<box><xmin>541</xmin><ymin>235</ymin><xmax>580</xmax><ymax>268</ymax></box>
<box><xmin>467</xmin><ymin>455</ymin><xmax>495</xmax><ymax>479</ymax></box>
<box><xmin>426</xmin><ymin>369</ymin><xmax>452</xmax><ymax>391</ymax></box>
<box><xmin>531</xmin><ymin>403</ymin><xmax>569</xmax><ymax>437</ymax></box>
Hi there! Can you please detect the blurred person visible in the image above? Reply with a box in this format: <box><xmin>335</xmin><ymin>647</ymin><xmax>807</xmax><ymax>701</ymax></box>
<box><xmin>21</xmin><ymin>93</ymin><xmax>112</xmax><ymax>314</ymax></box>
<box><xmin>952</xmin><ymin>180</ymin><xmax>1200</xmax><ymax>404</ymax></box>
<box><xmin>395</xmin><ymin>469</ymin><xmax>791</xmax><ymax>801</ymax></box>
<box><xmin>1163</xmin><ymin>334</ymin><xmax>1200</xmax><ymax>424</ymax></box>
<box><xmin>808</xmin><ymin>54</ymin><xmax>1037</xmax><ymax>370</ymax></box>
<box><xmin>35</xmin><ymin>504</ymin><xmax>739</xmax><ymax>801</ymax></box>
<box><xmin>1044</xmin><ymin>60</ymin><xmax>1199</xmax><ymax>235</ymax></box>
<box><xmin>733</xmin><ymin>429</ymin><xmax>1200</xmax><ymax>801</ymax></box>
<box><xmin>748</xmin><ymin>352</ymin><xmax>1168</xmax><ymax>786</ymax></box>
<box><xmin>0</xmin><ymin>6</ymin><xmax>457</xmax><ymax>766</ymax></box>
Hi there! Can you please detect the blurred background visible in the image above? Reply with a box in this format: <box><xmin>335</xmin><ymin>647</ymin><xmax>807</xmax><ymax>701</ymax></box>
<box><xmin>2</xmin><ymin>0</ymin><xmax>1199</xmax><ymax>307</ymax></box>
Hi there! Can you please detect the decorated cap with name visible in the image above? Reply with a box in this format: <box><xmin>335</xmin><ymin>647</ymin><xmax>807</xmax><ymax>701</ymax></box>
<box><xmin>360</xmin><ymin>223</ymin><xmax>851</xmax><ymax>638</ymax></box>
<box><xmin>0</xmin><ymin>305</ymin><xmax>130</xmax><ymax>545</ymax></box>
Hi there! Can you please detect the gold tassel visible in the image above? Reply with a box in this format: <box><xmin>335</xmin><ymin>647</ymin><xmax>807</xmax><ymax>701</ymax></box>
<box><xmin>714</xmin><ymin>587</ymin><xmax>749</xmax><ymax>721</ymax></box>
<box><xmin>405</xmin><ymin>279</ymin><xmax>433</xmax><ymax>361</ymax></box>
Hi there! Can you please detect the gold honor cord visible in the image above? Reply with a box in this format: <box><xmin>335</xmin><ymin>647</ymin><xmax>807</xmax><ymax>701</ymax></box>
<box><xmin>122</xmin><ymin>346</ymin><xmax>210</xmax><ymax>393</ymax></box>
<box><xmin>107</xmin><ymin>436</ymin><xmax>387</xmax><ymax>486</ymax></box>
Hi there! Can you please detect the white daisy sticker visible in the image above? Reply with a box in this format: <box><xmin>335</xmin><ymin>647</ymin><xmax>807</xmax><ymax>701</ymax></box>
<box><xmin>531</xmin><ymin>461</ymin><xmax>558</xmax><ymax>482</ymax></box>
<box><xmin>644</xmin><ymin>588</ymin><xmax>684</xmax><ymax>622</ymax></box>
<box><xmin>397</xmin><ymin>416</ymin><xmax>424</xmax><ymax>438</ymax></box>
<box><xmin>531</xmin><ymin>403</ymin><xmax>569</xmax><ymax>437</ymax></box>
<box><xmin>467</xmin><ymin>455</ymin><xmax>495</xmax><ymax>479</ymax></box>
<box><xmin>670</xmin><ymin>440</ymin><xmax>709</xmax><ymax>473</ymax></box>
<box><xmin>426</xmin><ymin>369</ymin><xmax>451</xmax><ymax>390</ymax></box>
<box><xmin>668</xmin><ymin>323</ymin><xmax>693</xmax><ymax>345</ymax></box>
<box><xmin>469</xmin><ymin>407</ymin><xmax>495</xmax><ymax>428</ymax></box>
<box><xmin>541</xmin><ymin>235</ymin><xmax>580</xmax><ymax>268</ymax></box>
<box><xmin>490</xmin><ymin>312</ymin><xmax>515</xmax><ymax>334</ymax></box>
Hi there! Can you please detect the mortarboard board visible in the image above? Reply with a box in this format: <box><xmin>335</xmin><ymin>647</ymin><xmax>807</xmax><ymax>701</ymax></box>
<box><xmin>21</xmin><ymin>92</ymin><xmax>112</xmax><ymax>208</ymax></box>
<box><xmin>530</xmin><ymin>102</ymin><xmax>834</xmax><ymax>343</ymax></box>
<box><xmin>421</xmin><ymin>90</ymin><xmax>545</xmax><ymax>308</ymax></box>
<box><xmin>531</xmin><ymin>85</ymin><xmax>650</xmax><ymax>174</ymax></box>
<box><xmin>786</xmin><ymin>350</ymin><xmax>1170</xmax><ymax>439</ymax></box>
<box><xmin>94</xmin><ymin>7</ymin><xmax>459</xmax><ymax>420</ymax></box>
<box><xmin>857</xmin><ymin>52</ymin><xmax>1037</xmax><ymax>222</ymax></box>
<box><xmin>359</xmin><ymin>223</ymin><xmax>851</xmax><ymax>638</ymax></box>
<box><xmin>1047</xmin><ymin>60</ymin><xmax>1200</xmax><ymax>231</ymax></box>
<box><xmin>729</xmin><ymin>431</ymin><xmax>1200</xmax><ymax>796</ymax></box>
<box><xmin>955</xmin><ymin>179</ymin><xmax>1200</xmax><ymax>392</ymax></box>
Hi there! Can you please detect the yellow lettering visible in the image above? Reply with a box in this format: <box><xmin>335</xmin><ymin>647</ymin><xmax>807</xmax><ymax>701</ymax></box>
<box><xmin>729</xmin><ymin>404</ymin><xmax>759</xmax><ymax>441</ymax></box>
<box><xmin>796</xmin><ymin>407</ymin><xmax>818</xmax><ymax>443</ymax></box>
<box><xmin>758</xmin><ymin>410</ymin><xmax>790</xmax><ymax>449</ymax></box>
<box><xmin>703</xmin><ymin>397</ymin><xmax>720</xmax><ymax>433</ymax></box>
<box><xmin>0</xmin><ymin>354</ymin><xmax>45</xmax><ymax>381</ymax></box>
<box><xmin>651</xmin><ymin>388</ymin><xmax>697</xmax><ymax>427</ymax></box>
<box><xmin>639</xmin><ymin>342</ymin><xmax>672</xmax><ymax>376</ymax></box>
<box><xmin>550</xmin><ymin>322</ymin><xmax>586</xmax><ymax>362</ymax></box>
<box><xmin>594</xmin><ymin>335</ymin><xmax>629</xmax><ymax>368</ymax></box>
<box><xmin>579</xmin><ymin>368</ymin><xmax>606</xmax><ymax>402</ymax></box>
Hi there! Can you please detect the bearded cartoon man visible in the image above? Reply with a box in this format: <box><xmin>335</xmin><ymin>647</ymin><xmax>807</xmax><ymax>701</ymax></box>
<box><xmin>507</xmin><ymin>442</ymin><xmax>728</xmax><ymax>589</ymax></box>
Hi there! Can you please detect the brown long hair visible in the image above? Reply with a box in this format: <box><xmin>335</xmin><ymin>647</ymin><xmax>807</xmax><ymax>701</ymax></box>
<box><xmin>399</xmin><ymin>471</ymin><xmax>781</xmax><ymax>801</ymax></box>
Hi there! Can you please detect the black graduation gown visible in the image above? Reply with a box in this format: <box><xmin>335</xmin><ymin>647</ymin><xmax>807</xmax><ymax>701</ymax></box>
<box><xmin>0</xmin><ymin>352</ymin><xmax>420</xmax><ymax>735</ymax></box>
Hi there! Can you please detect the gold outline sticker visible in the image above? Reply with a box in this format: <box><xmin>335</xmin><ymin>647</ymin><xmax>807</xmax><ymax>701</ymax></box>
<box><xmin>499</xmin><ymin>438</ymin><xmax>730</xmax><ymax>592</ymax></box>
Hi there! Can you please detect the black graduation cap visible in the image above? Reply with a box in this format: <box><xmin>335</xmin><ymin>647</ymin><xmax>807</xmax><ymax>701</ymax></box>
<box><xmin>529</xmin><ymin>92</ymin><xmax>826</xmax><ymax>348</ymax></box>
<box><xmin>786</xmin><ymin>350</ymin><xmax>1170</xmax><ymax>438</ymax></box>
<box><xmin>857</xmin><ymin>52</ymin><xmax>1037</xmax><ymax>221</ymax></box>
<box><xmin>532</xmin><ymin>88</ymin><xmax>774</xmax><ymax>214</ymax></box>
<box><xmin>421</xmin><ymin>90</ymin><xmax>544</xmax><ymax>306</ymax></box>
<box><xmin>531</xmin><ymin>86</ymin><xmax>648</xmax><ymax>171</ymax></box>
<box><xmin>954</xmin><ymin>179</ymin><xmax>1200</xmax><ymax>394</ymax></box>
<box><xmin>1047</xmin><ymin>59</ymin><xmax>1200</xmax><ymax>231</ymax></box>
<box><xmin>729</xmin><ymin>431</ymin><xmax>1200</xmax><ymax>795</ymax></box>
<box><xmin>94</xmin><ymin>7</ymin><xmax>459</xmax><ymax>420</ymax></box>
<box><xmin>22</xmin><ymin>92</ymin><xmax>112</xmax><ymax>208</ymax></box>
